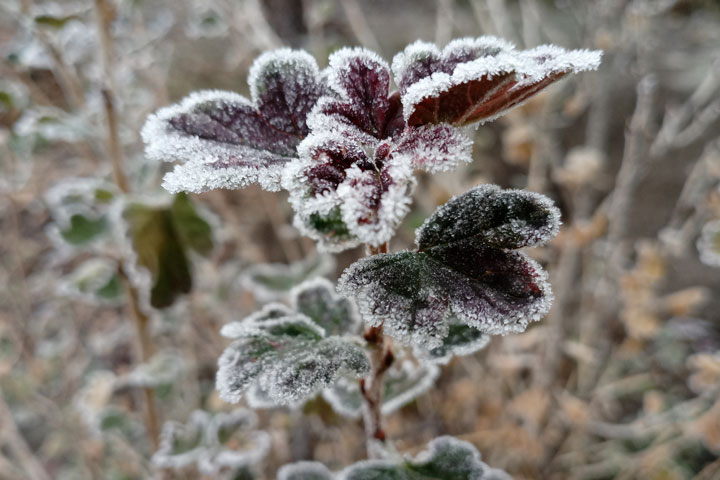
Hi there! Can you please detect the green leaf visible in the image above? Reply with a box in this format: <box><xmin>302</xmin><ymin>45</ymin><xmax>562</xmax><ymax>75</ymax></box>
<box><xmin>280</xmin><ymin>437</ymin><xmax>510</xmax><ymax>480</ymax></box>
<box><xmin>292</xmin><ymin>278</ymin><xmax>360</xmax><ymax>336</ymax></box>
<box><xmin>123</xmin><ymin>194</ymin><xmax>213</xmax><ymax>308</ymax></box>
<box><xmin>217</xmin><ymin>307</ymin><xmax>369</xmax><ymax>406</ymax></box>
<box><xmin>60</xmin><ymin>213</ymin><xmax>109</xmax><ymax>245</ymax></box>
<box><xmin>415</xmin><ymin>317</ymin><xmax>490</xmax><ymax>364</ymax></box>
<box><xmin>241</xmin><ymin>255</ymin><xmax>335</xmax><ymax>301</ymax></box>
<box><xmin>59</xmin><ymin>258</ymin><xmax>124</xmax><ymax>305</ymax></box>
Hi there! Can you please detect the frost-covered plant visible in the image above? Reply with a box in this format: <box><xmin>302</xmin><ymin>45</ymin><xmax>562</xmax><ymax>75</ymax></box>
<box><xmin>143</xmin><ymin>36</ymin><xmax>600</xmax><ymax>475</ymax></box>
<box><xmin>152</xmin><ymin>408</ymin><xmax>270</xmax><ymax>476</ymax></box>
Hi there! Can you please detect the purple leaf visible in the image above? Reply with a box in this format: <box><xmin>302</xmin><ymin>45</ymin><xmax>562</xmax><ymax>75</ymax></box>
<box><xmin>338</xmin><ymin>185</ymin><xmax>558</xmax><ymax>349</ymax></box>
<box><xmin>416</xmin><ymin>184</ymin><xmax>561</xmax><ymax>250</ymax></box>
<box><xmin>392</xmin><ymin>37</ymin><xmax>602</xmax><ymax>127</ymax></box>
<box><xmin>142</xmin><ymin>49</ymin><xmax>327</xmax><ymax>193</ymax></box>
<box><xmin>283</xmin><ymin>132</ymin><xmax>416</xmax><ymax>251</ymax></box>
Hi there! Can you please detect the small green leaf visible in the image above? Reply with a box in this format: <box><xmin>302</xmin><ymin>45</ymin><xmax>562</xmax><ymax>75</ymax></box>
<box><xmin>59</xmin><ymin>258</ymin><xmax>124</xmax><ymax>305</ymax></box>
<box><xmin>415</xmin><ymin>317</ymin><xmax>490</xmax><ymax>364</ymax></box>
<box><xmin>280</xmin><ymin>436</ymin><xmax>509</xmax><ymax>479</ymax></box>
<box><xmin>217</xmin><ymin>308</ymin><xmax>369</xmax><ymax>406</ymax></box>
<box><xmin>292</xmin><ymin>278</ymin><xmax>360</xmax><ymax>336</ymax></box>
<box><xmin>241</xmin><ymin>255</ymin><xmax>335</xmax><ymax>301</ymax></box>
<box><xmin>60</xmin><ymin>213</ymin><xmax>109</xmax><ymax>245</ymax></box>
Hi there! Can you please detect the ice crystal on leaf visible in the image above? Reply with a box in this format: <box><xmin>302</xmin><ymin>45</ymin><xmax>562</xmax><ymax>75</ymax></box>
<box><xmin>142</xmin><ymin>49</ymin><xmax>327</xmax><ymax>193</ymax></box>
<box><xmin>414</xmin><ymin>316</ymin><xmax>490</xmax><ymax>365</ymax></box>
<box><xmin>392</xmin><ymin>36</ymin><xmax>602</xmax><ymax>127</ymax></box>
<box><xmin>284</xmin><ymin>48</ymin><xmax>472</xmax><ymax>251</ymax></box>
<box><xmin>279</xmin><ymin>436</ymin><xmax>510</xmax><ymax>480</ymax></box>
<box><xmin>152</xmin><ymin>408</ymin><xmax>270</xmax><ymax>475</ymax></box>
<box><xmin>216</xmin><ymin>280</ymin><xmax>369</xmax><ymax>406</ymax></box>
<box><xmin>339</xmin><ymin>185</ymin><xmax>560</xmax><ymax>349</ymax></box>
<box><xmin>44</xmin><ymin>177</ymin><xmax>118</xmax><ymax>250</ymax></box>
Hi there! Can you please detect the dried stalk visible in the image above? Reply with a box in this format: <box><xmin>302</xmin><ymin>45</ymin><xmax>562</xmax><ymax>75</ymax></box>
<box><xmin>94</xmin><ymin>0</ymin><xmax>158</xmax><ymax>447</ymax></box>
<box><xmin>359</xmin><ymin>242</ymin><xmax>394</xmax><ymax>458</ymax></box>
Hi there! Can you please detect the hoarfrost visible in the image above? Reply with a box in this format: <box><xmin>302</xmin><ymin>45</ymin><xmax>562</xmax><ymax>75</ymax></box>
<box><xmin>239</xmin><ymin>254</ymin><xmax>335</xmax><ymax>302</ymax></box>
<box><xmin>392</xmin><ymin>36</ymin><xmax>602</xmax><ymax>126</ymax></box>
<box><xmin>338</xmin><ymin>185</ymin><xmax>558</xmax><ymax>349</ymax></box>
<box><xmin>279</xmin><ymin>435</ymin><xmax>510</xmax><ymax>479</ymax></box>
<box><xmin>152</xmin><ymin>408</ymin><xmax>270</xmax><ymax>474</ymax></box>
<box><xmin>216</xmin><ymin>303</ymin><xmax>369</xmax><ymax>406</ymax></box>
<box><xmin>142</xmin><ymin>48</ymin><xmax>327</xmax><ymax>194</ymax></box>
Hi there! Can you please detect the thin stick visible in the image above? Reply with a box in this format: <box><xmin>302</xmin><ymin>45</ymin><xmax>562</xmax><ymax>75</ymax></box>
<box><xmin>359</xmin><ymin>242</ymin><xmax>393</xmax><ymax>458</ymax></box>
<box><xmin>94</xmin><ymin>0</ymin><xmax>158</xmax><ymax>447</ymax></box>
<box><xmin>120</xmin><ymin>269</ymin><xmax>160</xmax><ymax>449</ymax></box>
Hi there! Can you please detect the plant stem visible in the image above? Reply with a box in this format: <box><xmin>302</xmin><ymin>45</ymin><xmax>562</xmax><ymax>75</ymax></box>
<box><xmin>359</xmin><ymin>242</ymin><xmax>393</xmax><ymax>458</ymax></box>
<box><xmin>93</xmin><ymin>0</ymin><xmax>157</xmax><ymax>447</ymax></box>
<box><xmin>120</xmin><ymin>267</ymin><xmax>160</xmax><ymax>449</ymax></box>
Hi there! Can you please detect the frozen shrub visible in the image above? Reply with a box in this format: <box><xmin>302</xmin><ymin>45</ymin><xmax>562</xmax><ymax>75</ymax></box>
<box><xmin>143</xmin><ymin>36</ymin><xmax>600</xmax><ymax>476</ymax></box>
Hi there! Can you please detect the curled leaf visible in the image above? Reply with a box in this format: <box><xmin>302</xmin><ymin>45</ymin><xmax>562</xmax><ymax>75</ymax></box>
<box><xmin>393</xmin><ymin>37</ymin><xmax>602</xmax><ymax>127</ymax></box>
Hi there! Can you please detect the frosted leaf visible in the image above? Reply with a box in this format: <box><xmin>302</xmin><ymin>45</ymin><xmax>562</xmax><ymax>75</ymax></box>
<box><xmin>185</xmin><ymin>3</ymin><xmax>229</xmax><ymax>39</ymax></box>
<box><xmin>291</xmin><ymin>278</ymin><xmax>361</xmax><ymax>336</ymax></box>
<box><xmin>198</xmin><ymin>409</ymin><xmax>271</xmax><ymax>474</ymax></box>
<box><xmin>320</xmin><ymin>47</ymin><xmax>400</xmax><ymax>140</ymax></box>
<box><xmin>240</xmin><ymin>254</ymin><xmax>335</xmax><ymax>302</ymax></box>
<box><xmin>125</xmin><ymin>350</ymin><xmax>184</xmax><ymax>388</ymax></box>
<box><xmin>285</xmin><ymin>436</ymin><xmax>510</xmax><ymax>479</ymax></box>
<box><xmin>278</xmin><ymin>461</ymin><xmax>334</xmax><ymax>480</ymax></box>
<box><xmin>697</xmin><ymin>220</ymin><xmax>720</xmax><ymax>267</ymax></box>
<box><xmin>338</xmin><ymin>185</ymin><xmax>557</xmax><ymax>348</ymax></box>
<box><xmin>73</xmin><ymin>370</ymin><xmax>117</xmax><ymax>434</ymax></box>
<box><xmin>44</xmin><ymin>177</ymin><xmax>118</xmax><ymax>249</ymax></box>
<box><xmin>216</xmin><ymin>310</ymin><xmax>369</xmax><ymax>405</ymax></box>
<box><xmin>323</xmin><ymin>357</ymin><xmax>440</xmax><ymax>419</ymax></box>
<box><xmin>414</xmin><ymin>316</ymin><xmax>490</xmax><ymax>365</ymax></box>
<box><xmin>284</xmin><ymin>132</ymin><xmax>416</xmax><ymax>251</ymax></box>
<box><xmin>416</xmin><ymin>184</ymin><xmax>561</xmax><ymax>250</ymax></box>
<box><xmin>121</xmin><ymin>193</ymin><xmax>214</xmax><ymax>309</ymax></box>
<box><xmin>390</xmin><ymin>124</ymin><xmax>473</xmax><ymax>173</ymax></box>
<box><xmin>152</xmin><ymin>408</ymin><xmax>270</xmax><ymax>474</ymax></box>
<box><xmin>57</xmin><ymin>258</ymin><xmax>124</xmax><ymax>306</ymax></box>
<box><xmin>142</xmin><ymin>49</ymin><xmax>327</xmax><ymax>193</ymax></box>
<box><xmin>393</xmin><ymin>37</ymin><xmax>602</xmax><ymax>126</ymax></box>
<box><xmin>153</xmin><ymin>410</ymin><xmax>209</xmax><ymax>469</ymax></box>
<box><xmin>286</xmin><ymin>47</ymin><xmax>475</xmax><ymax>250</ymax></box>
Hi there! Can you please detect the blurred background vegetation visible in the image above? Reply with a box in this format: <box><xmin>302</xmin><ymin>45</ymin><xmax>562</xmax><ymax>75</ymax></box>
<box><xmin>1</xmin><ymin>0</ymin><xmax>720</xmax><ymax>478</ymax></box>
